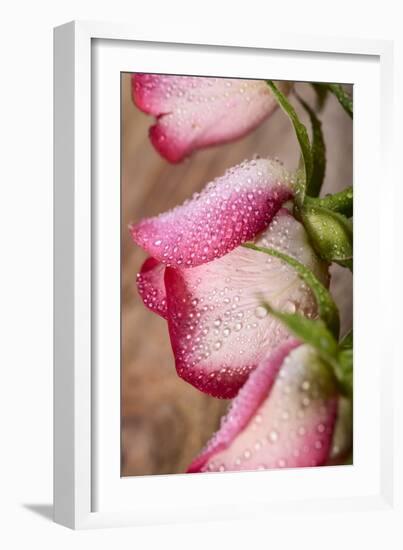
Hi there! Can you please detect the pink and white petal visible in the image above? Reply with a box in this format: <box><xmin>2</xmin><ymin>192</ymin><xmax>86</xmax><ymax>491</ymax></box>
<box><xmin>132</xmin><ymin>74</ymin><xmax>292</xmax><ymax>162</ymax></box>
<box><xmin>132</xmin><ymin>74</ymin><xmax>181</xmax><ymax>116</ymax></box>
<box><xmin>187</xmin><ymin>339</ymin><xmax>300</xmax><ymax>472</ymax></box>
<box><xmin>130</xmin><ymin>158</ymin><xmax>294</xmax><ymax>269</ymax></box>
<box><xmin>164</xmin><ymin>209</ymin><xmax>329</xmax><ymax>398</ymax></box>
<box><xmin>188</xmin><ymin>343</ymin><xmax>338</xmax><ymax>473</ymax></box>
<box><xmin>136</xmin><ymin>257</ymin><xmax>168</xmax><ymax>319</ymax></box>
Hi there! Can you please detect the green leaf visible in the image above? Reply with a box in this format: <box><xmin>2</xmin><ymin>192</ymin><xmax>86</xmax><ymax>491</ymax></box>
<box><xmin>326</xmin><ymin>83</ymin><xmax>353</xmax><ymax>118</ymax></box>
<box><xmin>262</xmin><ymin>304</ymin><xmax>339</xmax><ymax>366</ymax></box>
<box><xmin>304</xmin><ymin>187</ymin><xmax>353</xmax><ymax>218</ymax></box>
<box><xmin>243</xmin><ymin>243</ymin><xmax>340</xmax><ymax>338</ymax></box>
<box><xmin>301</xmin><ymin>204</ymin><xmax>353</xmax><ymax>268</ymax></box>
<box><xmin>267</xmin><ymin>80</ymin><xmax>313</xmax><ymax>206</ymax></box>
<box><xmin>297</xmin><ymin>94</ymin><xmax>326</xmax><ymax>198</ymax></box>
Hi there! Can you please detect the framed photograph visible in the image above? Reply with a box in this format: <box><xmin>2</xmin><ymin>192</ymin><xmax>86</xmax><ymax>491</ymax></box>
<box><xmin>54</xmin><ymin>21</ymin><xmax>398</xmax><ymax>530</ymax></box>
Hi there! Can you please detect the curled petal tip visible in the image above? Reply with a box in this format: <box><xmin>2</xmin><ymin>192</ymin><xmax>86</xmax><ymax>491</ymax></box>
<box><xmin>130</xmin><ymin>158</ymin><xmax>294</xmax><ymax>269</ymax></box>
<box><xmin>132</xmin><ymin>73</ymin><xmax>292</xmax><ymax>162</ymax></box>
<box><xmin>136</xmin><ymin>257</ymin><xmax>168</xmax><ymax>319</ymax></box>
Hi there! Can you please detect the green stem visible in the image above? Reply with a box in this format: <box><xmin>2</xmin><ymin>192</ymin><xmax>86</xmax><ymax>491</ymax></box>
<box><xmin>305</xmin><ymin>186</ymin><xmax>353</xmax><ymax>218</ymax></box>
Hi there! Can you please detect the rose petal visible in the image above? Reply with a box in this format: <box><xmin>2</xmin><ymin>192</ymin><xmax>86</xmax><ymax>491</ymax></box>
<box><xmin>136</xmin><ymin>257</ymin><xmax>168</xmax><ymax>319</ymax></box>
<box><xmin>132</xmin><ymin>74</ymin><xmax>292</xmax><ymax>162</ymax></box>
<box><xmin>187</xmin><ymin>339</ymin><xmax>300</xmax><ymax>472</ymax></box>
<box><xmin>188</xmin><ymin>343</ymin><xmax>338</xmax><ymax>473</ymax></box>
<box><xmin>164</xmin><ymin>209</ymin><xmax>329</xmax><ymax>398</ymax></box>
<box><xmin>130</xmin><ymin>158</ymin><xmax>294</xmax><ymax>269</ymax></box>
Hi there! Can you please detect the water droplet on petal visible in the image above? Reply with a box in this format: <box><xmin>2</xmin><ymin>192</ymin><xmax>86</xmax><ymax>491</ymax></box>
<box><xmin>284</xmin><ymin>300</ymin><xmax>296</xmax><ymax>313</ymax></box>
<box><xmin>254</xmin><ymin>306</ymin><xmax>268</xmax><ymax>319</ymax></box>
<box><xmin>268</xmin><ymin>430</ymin><xmax>279</xmax><ymax>443</ymax></box>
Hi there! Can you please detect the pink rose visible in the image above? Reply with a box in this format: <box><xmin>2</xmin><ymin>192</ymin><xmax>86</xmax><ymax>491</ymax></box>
<box><xmin>130</xmin><ymin>159</ymin><xmax>328</xmax><ymax>398</ymax></box>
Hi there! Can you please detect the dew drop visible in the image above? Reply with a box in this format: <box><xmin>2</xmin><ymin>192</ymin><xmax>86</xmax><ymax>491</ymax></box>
<box><xmin>284</xmin><ymin>300</ymin><xmax>296</xmax><ymax>313</ymax></box>
<box><xmin>268</xmin><ymin>430</ymin><xmax>279</xmax><ymax>443</ymax></box>
<box><xmin>302</xmin><ymin>396</ymin><xmax>310</xmax><ymax>407</ymax></box>
<box><xmin>254</xmin><ymin>306</ymin><xmax>268</xmax><ymax>319</ymax></box>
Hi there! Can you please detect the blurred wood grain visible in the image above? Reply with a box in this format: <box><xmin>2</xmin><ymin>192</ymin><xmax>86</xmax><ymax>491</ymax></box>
<box><xmin>121</xmin><ymin>74</ymin><xmax>353</xmax><ymax>476</ymax></box>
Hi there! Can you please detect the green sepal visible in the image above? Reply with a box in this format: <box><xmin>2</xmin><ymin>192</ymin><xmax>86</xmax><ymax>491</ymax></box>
<box><xmin>336</xmin><ymin>330</ymin><xmax>353</xmax><ymax>397</ymax></box>
<box><xmin>267</xmin><ymin>80</ymin><xmax>312</xmax><ymax>206</ymax></box>
<box><xmin>243</xmin><ymin>243</ymin><xmax>340</xmax><ymax>338</ymax></box>
<box><xmin>340</xmin><ymin>330</ymin><xmax>353</xmax><ymax>350</ymax></box>
<box><xmin>311</xmin><ymin>83</ymin><xmax>329</xmax><ymax>111</ymax></box>
<box><xmin>336</xmin><ymin>347</ymin><xmax>353</xmax><ymax>398</ymax></box>
<box><xmin>312</xmin><ymin>82</ymin><xmax>353</xmax><ymax>118</ymax></box>
<box><xmin>263</xmin><ymin>304</ymin><xmax>339</xmax><ymax>365</ymax></box>
<box><xmin>327</xmin><ymin>83</ymin><xmax>353</xmax><ymax>118</ymax></box>
<box><xmin>304</xmin><ymin>187</ymin><xmax>353</xmax><ymax>218</ymax></box>
<box><xmin>262</xmin><ymin>303</ymin><xmax>353</xmax><ymax>398</ymax></box>
<box><xmin>297</xmin><ymin>94</ymin><xmax>326</xmax><ymax>198</ymax></box>
<box><xmin>330</xmin><ymin>396</ymin><xmax>353</xmax><ymax>463</ymax></box>
<box><xmin>301</xmin><ymin>204</ymin><xmax>353</xmax><ymax>268</ymax></box>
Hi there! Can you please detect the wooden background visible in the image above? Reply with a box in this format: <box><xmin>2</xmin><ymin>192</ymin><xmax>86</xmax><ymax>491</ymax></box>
<box><xmin>121</xmin><ymin>74</ymin><xmax>353</xmax><ymax>476</ymax></box>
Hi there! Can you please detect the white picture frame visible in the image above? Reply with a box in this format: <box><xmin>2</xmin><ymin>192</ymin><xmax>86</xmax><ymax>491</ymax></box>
<box><xmin>54</xmin><ymin>20</ymin><xmax>400</xmax><ymax>532</ymax></box>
